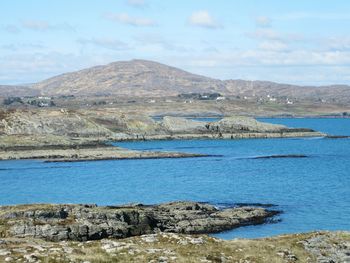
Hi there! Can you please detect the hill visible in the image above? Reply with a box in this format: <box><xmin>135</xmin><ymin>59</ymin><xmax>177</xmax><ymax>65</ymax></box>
<box><xmin>0</xmin><ymin>85</ymin><xmax>39</xmax><ymax>97</ymax></box>
<box><xmin>1</xmin><ymin>59</ymin><xmax>349</xmax><ymax>102</ymax></box>
<box><xmin>32</xmin><ymin>59</ymin><xmax>227</xmax><ymax>97</ymax></box>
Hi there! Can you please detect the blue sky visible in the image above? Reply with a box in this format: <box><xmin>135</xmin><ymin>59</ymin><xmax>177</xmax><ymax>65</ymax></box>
<box><xmin>1</xmin><ymin>0</ymin><xmax>350</xmax><ymax>85</ymax></box>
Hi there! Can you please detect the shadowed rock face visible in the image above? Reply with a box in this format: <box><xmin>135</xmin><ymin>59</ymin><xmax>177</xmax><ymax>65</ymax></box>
<box><xmin>0</xmin><ymin>202</ymin><xmax>279</xmax><ymax>242</ymax></box>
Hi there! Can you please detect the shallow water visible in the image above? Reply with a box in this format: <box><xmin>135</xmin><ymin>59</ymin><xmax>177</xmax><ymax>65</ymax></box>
<box><xmin>0</xmin><ymin>118</ymin><xmax>349</xmax><ymax>239</ymax></box>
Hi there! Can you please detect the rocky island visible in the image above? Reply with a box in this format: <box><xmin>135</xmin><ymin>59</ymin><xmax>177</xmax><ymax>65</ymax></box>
<box><xmin>0</xmin><ymin>109</ymin><xmax>325</xmax><ymax>162</ymax></box>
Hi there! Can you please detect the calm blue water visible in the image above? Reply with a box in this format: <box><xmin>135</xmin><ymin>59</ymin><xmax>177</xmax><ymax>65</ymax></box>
<box><xmin>0</xmin><ymin>118</ymin><xmax>349</xmax><ymax>239</ymax></box>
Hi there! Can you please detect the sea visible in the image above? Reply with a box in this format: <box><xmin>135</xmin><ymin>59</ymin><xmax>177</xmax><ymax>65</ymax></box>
<box><xmin>0</xmin><ymin>118</ymin><xmax>349</xmax><ymax>239</ymax></box>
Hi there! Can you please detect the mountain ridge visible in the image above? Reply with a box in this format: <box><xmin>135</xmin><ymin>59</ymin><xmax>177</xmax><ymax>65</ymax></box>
<box><xmin>1</xmin><ymin>59</ymin><xmax>350</xmax><ymax>101</ymax></box>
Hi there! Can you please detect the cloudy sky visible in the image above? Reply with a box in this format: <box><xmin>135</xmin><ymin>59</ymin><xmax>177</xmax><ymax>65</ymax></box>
<box><xmin>1</xmin><ymin>0</ymin><xmax>350</xmax><ymax>85</ymax></box>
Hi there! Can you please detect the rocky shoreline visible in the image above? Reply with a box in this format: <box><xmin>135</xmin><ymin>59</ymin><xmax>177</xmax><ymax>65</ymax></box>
<box><xmin>0</xmin><ymin>202</ymin><xmax>349</xmax><ymax>262</ymax></box>
<box><xmin>0</xmin><ymin>202</ymin><xmax>279</xmax><ymax>242</ymax></box>
<box><xmin>0</xmin><ymin>109</ymin><xmax>326</xmax><ymax>161</ymax></box>
<box><xmin>0</xmin><ymin>143</ymin><xmax>208</xmax><ymax>162</ymax></box>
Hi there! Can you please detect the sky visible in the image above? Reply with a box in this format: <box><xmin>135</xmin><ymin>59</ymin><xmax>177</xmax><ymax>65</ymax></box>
<box><xmin>1</xmin><ymin>0</ymin><xmax>350</xmax><ymax>85</ymax></box>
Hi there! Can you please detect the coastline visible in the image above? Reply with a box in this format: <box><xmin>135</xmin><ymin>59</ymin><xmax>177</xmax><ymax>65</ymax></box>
<box><xmin>0</xmin><ymin>130</ymin><xmax>325</xmax><ymax>162</ymax></box>
<box><xmin>0</xmin><ymin>201</ymin><xmax>348</xmax><ymax>262</ymax></box>
<box><xmin>0</xmin><ymin>145</ymin><xmax>208</xmax><ymax>162</ymax></box>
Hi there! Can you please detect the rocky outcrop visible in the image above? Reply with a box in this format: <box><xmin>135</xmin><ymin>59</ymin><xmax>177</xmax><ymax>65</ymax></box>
<box><xmin>0</xmin><ymin>109</ymin><xmax>325</xmax><ymax>140</ymax></box>
<box><xmin>161</xmin><ymin>116</ymin><xmax>208</xmax><ymax>134</ymax></box>
<box><xmin>251</xmin><ymin>154</ymin><xmax>309</xmax><ymax>159</ymax></box>
<box><xmin>0</xmin><ymin>202</ymin><xmax>278</xmax><ymax>242</ymax></box>
<box><xmin>208</xmin><ymin>116</ymin><xmax>286</xmax><ymax>133</ymax></box>
<box><xmin>0</xmin><ymin>109</ymin><xmax>325</xmax><ymax>161</ymax></box>
<box><xmin>0</xmin><ymin>231</ymin><xmax>348</xmax><ymax>262</ymax></box>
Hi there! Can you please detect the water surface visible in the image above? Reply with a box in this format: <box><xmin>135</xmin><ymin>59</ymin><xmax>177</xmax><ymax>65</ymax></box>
<box><xmin>0</xmin><ymin>118</ymin><xmax>349</xmax><ymax>239</ymax></box>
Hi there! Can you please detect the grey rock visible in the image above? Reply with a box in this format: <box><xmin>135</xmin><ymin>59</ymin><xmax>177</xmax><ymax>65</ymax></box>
<box><xmin>0</xmin><ymin>201</ymin><xmax>278</xmax><ymax>242</ymax></box>
<box><xmin>302</xmin><ymin>232</ymin><xmax>350</xmax><ymax>263</ymax></box>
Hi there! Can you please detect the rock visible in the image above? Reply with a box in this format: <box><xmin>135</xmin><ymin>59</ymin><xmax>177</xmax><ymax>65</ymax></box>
<box><xmin>0</xmin><ymin>231</ymin><xmax>349</xmax><ymax>263</ymax></box>
<box><xmin>0</xmin><ymin>249</ymin><xmax>10</xmax><ymax>256</ymax></box>
<box><xmin>209</xmin><ymin>116</ymin><xmax>287</xmax><ymax>133</ymax></box>
<box><xmin>277</xmin><ymin>249</ymin><xmax>298</xmax><ymax>262</ymax></box>
<box><xmin>141</xmin><ymin>234</ymin><xmax>158</xmax><ymax>243</ymax></box>
<box><xmin>302</xmin><ymin>232</ymin><xmax>350</xmax><ymax>263</ymax></box>
<box><xmin>0</xmin><ymin>109</ymin><xmax>323</xmax><ymax>144</ymax></box>
<box><xmin>0</xmin><ymin>201</ymin><xmax>279</xmax><ymax>242</ymax></box>
<box><xmin>0</xmin><ymin>110</ymin><xmax>325</xmax><ymax>161</ymax></box>
<box><xmin>252</xmin><ymin>154</ymin><xmax>308</xmax><ymax>159</ymax></box>
<box><xmin>161</xmin><ymin>116</ymin><xmax>207</xmax><ymax>133</ymax></box>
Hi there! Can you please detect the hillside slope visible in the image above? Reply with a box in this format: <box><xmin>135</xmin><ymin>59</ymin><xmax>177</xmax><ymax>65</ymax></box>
<box><xmin>1</xmin><ymin>59</ymin><xmax>349</xmax><ymax>102</ymax></box>
<box><xmin>32</xmin><ymin>59</ymin><xmax>227</xmax><ymax>96</ymax></box>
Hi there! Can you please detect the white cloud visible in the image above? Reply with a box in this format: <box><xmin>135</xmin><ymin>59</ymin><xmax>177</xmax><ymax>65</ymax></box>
<box><xmin>255</xmin><ymin>16</ymin><xmax>271</xmax><ymax>27</ymax></box>
<box><xmin>133</xmin><ymin>34</ymin><xmax>192</xmax><ymax>52</ymax></box>
<box><xmin>248</xmin><ymin>28</ymin><xmax>304</xmax><ymax>44</ymax></box>
<box><xmin>0</xmin><ymin>51</ymin><xmax>127</xmax><ymax>84</ymax></box>
<box><xmin>258</xmin><ymin>41</ymin><xmax>288</xmax><ymax>51</ymax></box>
<box><xmin>188</xmin><ymin>10</ymin><xmax>221</xmax><ymax>29</ymax></box>
<box><xmin>22</xmin><ymin>20</ymin><xmax>50</xmax><ymax>31</ymax></box>
<box><xmin>326</xmin><ymin>36</ymin><xmax>350</xmax><ymax>51</ymax></box>
<box><xmin>78</xmin><ymin>38</ymin><xmax>130</xmax><ymax>51</ymax></box>
<box><xmin>277</xmin><ymin>12</ymin><xmax>350</xmax><ymax>21</ymax></box>
<box><xmin>21</xmin><ymin>20</ymin><xmax>75</xmax><ymax>32</ymax></box>
<box><xmin>1</xmin><ymin>43</ymin><xmax>45</xmax><ymax>51</ymax></box>
<box><xmin>105</xmin><ymin>13</ymin><xmax>156</xmax><ymax>27</ymax></box>
<box><xmin>250</xmin><ymin>28</ymin><xmax>280</xmax><ymax>40</ymax></box>
<box><xmin>126</xmin><ymin>0</ymin><xmax>147</xmax><ymax>8</ymax></box>
<box><xmin>199</xmin><ymin>49</ymin><xmax>350</xmax><ymax>67</ymax></box>
<box><xmin>2</xmin><ymin>24</ymin><xmax>21</xmax><ymax>34</ymax></box>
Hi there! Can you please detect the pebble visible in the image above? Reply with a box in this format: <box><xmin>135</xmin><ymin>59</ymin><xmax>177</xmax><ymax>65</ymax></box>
<box><xmin>0</xmin><ymin>249</ymin><xmax>11</xmax><ymax>256</ymax></box>
<box><xmin>141</xmin><ymin>234</ymin><xmax>158</xmax><ymax>243</ymax></box>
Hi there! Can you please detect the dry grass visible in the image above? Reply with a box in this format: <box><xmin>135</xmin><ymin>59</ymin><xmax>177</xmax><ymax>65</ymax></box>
<box><xmin>2</xmin><ymin>231</ymin><xmax>348</xmax><ymax>263</ymax></box>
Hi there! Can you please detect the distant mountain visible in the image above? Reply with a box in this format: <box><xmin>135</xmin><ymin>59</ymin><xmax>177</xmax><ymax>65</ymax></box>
<box><xmin>32</xmin><ymin>59</ymin><xmax>227</xmax><ymax>97</ymax></box>
<box><xmin>225</xmin><ymin>80</ymin><xmax>350</xmax><ymax>102</ymax></box>
<box><xmin>0</xmin><ymin>85</ymin><xmax>39</xmax><ymax>97</ymax></box>
<box><xmin>1</xmin><ymin>59</ymin><xmax>350</xmax><ymax>102</ymax></box>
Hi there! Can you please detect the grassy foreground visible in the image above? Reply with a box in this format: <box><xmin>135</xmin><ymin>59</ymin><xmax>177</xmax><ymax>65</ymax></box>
<box><xmin>0</xmin><ymin>231</ymin><xmax>349</xmax><ymax>262</ymax></box>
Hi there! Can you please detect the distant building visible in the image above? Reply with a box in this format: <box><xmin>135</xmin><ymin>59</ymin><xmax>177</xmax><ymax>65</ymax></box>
<box><xmin>38</xmin><ymin>102</ymin><xmax>49</xmax><ymax>107</ymax></box>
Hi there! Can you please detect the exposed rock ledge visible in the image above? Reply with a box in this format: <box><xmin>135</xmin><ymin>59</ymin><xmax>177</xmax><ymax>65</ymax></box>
<box><xmin>0</xmin><ymin>202</ymin><xmax>278</xmax><ymax>242</ymax></box>
<box><xmin>0</xmin><ymin>110</ymin><xmax>325</xmax><ymax>161</ymax></box>
<box><xmin>0</xmin><ymin>109</ymin><xmax>326</xmax><ymax>141</ymax></box>
<box><xmin>0</xmin><ymin>135</ymin><xmax>210</xmax><ymax>161</ymax></box>
<box><xmin>0</xmin><ymin>144</ymin><xmax>207</xmax><ymax>162</ymax></box>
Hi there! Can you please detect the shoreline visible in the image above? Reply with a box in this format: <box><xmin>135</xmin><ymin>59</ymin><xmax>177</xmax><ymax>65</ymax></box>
<box><xmin>112</xmin><ymin>131</ymin><xmax>326</xmax><ymax>141</ymax></box>
<box><xmin>0</xmin><ymin>131</ymin><xmax>325</xmax><ymax>162</ymax></box>
<box><xmin>152</xmin><ymin>114</ymin><xmax>350</xmax><ymax>119</ymax></box>
<box><xmin>0</xmin><ymin>201</ymin><xmax>279</xmax><ymax>241</ymax></box>
<box><xmin>0</xmin><ymin>201</ymin><xmax>350</xmax><ymax>263</ymax></box>
<box><xmin>0</xmin><ymin>145</ymin><xmax>209</xmax><ymax>162</ymax></box>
